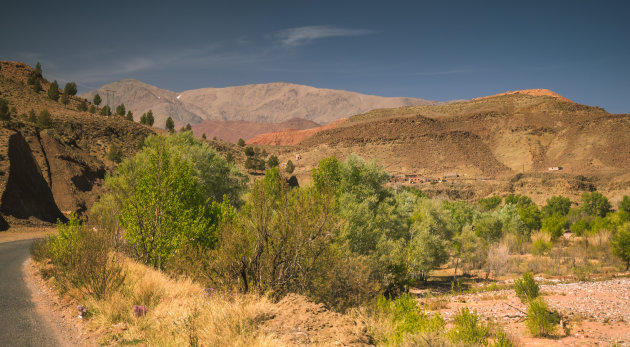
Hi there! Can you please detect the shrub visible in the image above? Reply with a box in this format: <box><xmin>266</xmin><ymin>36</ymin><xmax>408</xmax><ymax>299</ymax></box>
<box><xmin>37</xmin><ymin>109</ymin><xmax>52</xmax><ymax>128</ymax></box>
<box><xmin>542</xmin><ymin>213</ymin><xmax>568</xmax><ymax>238</ymax></box>
<box><xmin>285</xmin><ymin>159</ymin><xmax>295</xmax><ymax>174</ymax></box>
<box><xmin>32</xmin><ymin>81</ymin><xmax>43</xmax><ymax>93</ymax></box>
<box><xmin>37</xmin><ymin>214</ymin><xmax>125</xmax><ymax>299</ymax></box>
<box><xmin>267</xmin><ymin>155</ymin><xmax>279</xmax><ymax>168</ymax></box>
<box><xmin>165</xmin><ymin>116</ymin><xmax>175</xmax><ymax>132</ymax></box>
<box><xmin>237</xmin><ymin>138</ymin><xmax>245</xmax><ymax>147</ymax></box>
<box><xmin>490</xmin><ymin>328</ymin><xmax>515</xmax><ymax>347</ymax></box>
<box><xmin>107</xmin><ymin>144</ymin><xmax>123</xmax><ymax>163</ymax></box>
<box><xmin>514</xmin><ymin>272</ymin><xmax>539</xmax><ymax>303</ymax></box>
<box><xmin>447</xmin><ymin>307</ymin><xmax>489</xmax><ymax>345</ymax></box>
<box><xmin>531</xmin><ymin>238</ymin><xmax>552</xmax><ymax>256</ymax></box>
<box><xmin>27</xmin><ymin>109</ymin><xmax>36</xmax><ymax>123</ymax></box>
<box><xmin>525</xmin><ymin>298</ymin><xmax>559</xmax><ymax>337</ymax></box>
<box><xmin>611</xmin><ymin>223</ymin><xmax>630</xmax><ymax>271</ymax></box>
<box><xmin>77</xmin><ymin>100</ymin><xmax>88</xmax><ymax>111</ymax></box>
<box><xmin>478</xmin><ymin>195</ymin><xmax>502</xmax><ymax>211</ymax></box>
<box><xmin>125</xmin><ymin>111</ymin><xmax>133</xmax><ymax>121</ymax></box>
<box><xmin>374</xmin><ymin>293</ymin><xmax>445</xmax><ymax>344</ymax></box>
<box><xmin>59</xmin><ymin>93</ymin><xmax>69</xmax><ymax>105</ymax></box>
<box><xmin>570</xmin><ymin>219</ymin><xmax>589</xmax><ymax>236</ymax></box>
<box><xmin>581</xmin><ymin>192</ymin><xmax>611</xmax><ymax>217</ymax></box>
<box><xmin>542</xmin><ymin>196</ymin><xmax>572</xmax><ymax>217</ymax></box>
<box><xmin>0</xmin><ymin>98</ymin><xmax>9</xmax><ymax>120</ymax></box>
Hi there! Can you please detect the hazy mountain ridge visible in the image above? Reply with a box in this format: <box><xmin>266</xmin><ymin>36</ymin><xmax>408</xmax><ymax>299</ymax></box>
<box><xmin>81</xmin><ymin>80</ymin><xmax>441</xmax><ymax>133</ymax></box>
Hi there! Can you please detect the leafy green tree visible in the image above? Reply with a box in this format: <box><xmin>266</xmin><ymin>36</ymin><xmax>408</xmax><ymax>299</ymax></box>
<box><xmin>541</xmin><ymin>213</ymin><xmax>568</xmax><ymax>238</ymax></box>
<box><xmin>267</xmin><ymin>155</ymin><xmax>279</xmax><ymax>168</ymax></box>
<box><xmin>77</xmin><ymin>100</ymin><xmax>88</xmax><ymax>111</ymax></box>
<box><xmin>48</xmin><ymin>80</ymin><xmax>60</xmax><ymax>101</ymax></box>
<box><xmin>473</xmin><ymin>214</ymin><xmax>503</xmax><ymax>242</ymax></box>
<box><xmin>570</xmin><ymin>219</ymin><xmax>589</xmax><ymax>236</ymax></box>
<box><xmin>452</xmin><ymin>225</ymin><xmax>487</xmax><ymax>277</ymax></box>
<box><xmin>115</xmin><ymin>103</ymin><xmax>125</xmax><ymax>116</ymax></box>
<box><xmin>611</xmin><ymin>223</ymin><xmax>630</xmax><ymax>270</ymax></box>
<box><xmin>518</xmin><ymin>204</ymin><xmax>542</xmax><ymax>232</ymax></box>
<box><xmin>37</xmin><ymin>109</ymin><xmax>52</xmax><ymax>128</ymax></box>
<box><xmin>478</xmin><ymin>195</ymin><xmax>502</xmax><ymax>211</ymax></box>
<box><xmin>93</xmin><ymin>94</ymin><xmax>102</xmax><ymax>106</ymax></box>
<box><xmin>63</xmin><ymin>82</ymin><xmax>77</xmax><ymax>96</ymax></box>
<box><xmin>125</xmin><ymin>111</ymin><xmax>133</xmax><ymax>121</ymax></box>
<box><xmin>165</xmin><ymin>116</ymin><xmax>175</xmax><ymax>132</ymax></box>
<box><xmin>581</xmin><ymin>192</ymin><xmax>611</xmax><ymax>217</ymax></box>
<box><xmin>105</xmin><ymin>135</ymin><xmax>232</xmax><ymax>268</ymax></box>
<box><xmin>542</xmin><ymin>196</ymin><xmax>571</xmax><ymax>217</ymax></box>
<box><xmin>505</xmin><ymin>194</ymin><xmax>533</xmax><ymax>208</ymax></box>
<box><xmin>237</xmin><ymin>138</ymin><xmax>245</xmax><ymax>147</ymax></box>
<box><xmin>0</xmin><ymin>98</ymin><xmax>9</xmax><ymax>120</ymax></box>
<box><xmin>285</xmin><ymin>159</ymin><xmax>295</xmax><ymax>174</ymax></box>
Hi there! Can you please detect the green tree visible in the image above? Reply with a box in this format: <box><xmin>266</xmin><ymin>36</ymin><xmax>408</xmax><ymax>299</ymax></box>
<box><xmin>77</xmin><ymin>100</ymin><xmax>88</xmax><ymax>111</ymax></box>
<box><xmin>505</xmin><ymin>194</ymin><xmax>533</xmax><ymax>208</ymax></box>
<box><xmin>581</xmin><ymin>192</ymin><xmax>611</xmax><ymax>217</ymax></box>
<box><xmin>106</xmin><ymin>135</ymin><xmax>231</xmax><ymax>268</ymax></box>
<box><xmin>267</xmin><ymin>155</ymin><xmax>279</xmax><ymax>168</ymax></box>
<box><xmin>184</xmin><ymin>123</ymin><xmax>192</xmax><ymax>131</ymax></box>
<box><xmin>106</xmin><ymin>144</ymin><xmax>123</xmax><ymax>163</ymax></box>
<box><xmin>100</xmin><ymin>105</ymin><xmax>112</xmax><ymax>116</ymax></box>
<box><xmin>611</xmin><ymin>223</ymin><xmax>630</xmax><ymax>270</ymax></box>
<box><xmin>60</xmin><ymin>93</ymin><xmax>69</xmax><ymax>105</ymax></box>
<box><xmin>473</xmin><ymin>214</ymin><xmax>503</xmax><ymax>242</ymax></box>
<box><xmin>125</xmin><ymin>111</ymin><xmax>133</xmax><ymax>121</ymax></box>
<box><xmin>237</xmin><ymin>138</ymin><xmax>245</xmax><ymax>147</ymax></box>
<box><xmin>32</xmin><ymin>81</ymin><xmax>43</xmax><ymax>93</ymax></box>
<box><xmin>542</xmin><ymin>196</ymin><xmax>572</xmax><ymax>217</ymax></box>
<box><xmin>140</xmin><ymin>110</ymin><xmax>154</xmax><ymax>126</ymax></box>
<box><xmin>93</xmin><ymin>93</ymin><xmax>102</xmax><ymax>106</ymax></box>
<box><xmin>35</xmin><ymin>62</ymin><xmax>42</xmax><ymax>75</ymax></box>
<box><xmin>88</xmin><ymin>105</ymin><xmax>96</xmax><ymax>113</ymax></box>
<box><xmin>48</xmin><ymin>80</ymin><xmax>60</xmax><ymax>101</ymax></box>
<box><xmin>0</xmin><ymin>98</ymin><xmax>9</xmax><ymax>120</ymax></box>
<box><xmin>63</xmin><ymin>82</ymin><xmax>78</xmax><ymax>96</ymax></box>
<box><xmin>478</xmin><ymin>196</ymin><xmax>502</xmax><ymax>211</ymax></box>
<box><xmin>201</xmin><ymin>133</ymin><xmax>206</xmax><ymax>140</ymax></box>
<box><xmin>37</xmin><ymin>109</ymin><xmax>52</xmax><ymax>128</ymax></box>
<box><xmin>28</xmin><ymin>109</ymin><xmax>36</xmax><ymax>123</ymax></box>
<box><xmin>541</xmin><ymin>213</ymin><xmax>568</xmax><ymax>238</ymax></box>
<box><xmin>115</xmin><ymin>103</ymin><xmax>126</xmax><ymax>116</ymax></box>
<box><xmin>285</xmin><ymin>159</ymin><xmax>295</xmax><ymax>174</ymax></box>
<box><xmin>518</xmin><ymin>204</ymin><xmax>542</xmax><ymax>232</ymax></box>
<box><xmin>244</xmin><ymin>146</ymin><xmax>255</xmax><ymax>157</ymax></box>
<box><xmin>165</xmin><ymin>116</ymin><xmax>175</xmax><ymax>132</ymax></box>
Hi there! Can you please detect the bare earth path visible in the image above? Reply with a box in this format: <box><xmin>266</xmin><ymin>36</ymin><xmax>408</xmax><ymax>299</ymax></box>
<box><xmin>0</xmin><ymin>239</ymin><xmax>61</xmax><ymax>346</ymax></box>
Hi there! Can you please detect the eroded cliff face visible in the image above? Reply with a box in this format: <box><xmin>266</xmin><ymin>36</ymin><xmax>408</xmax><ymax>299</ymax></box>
<box><xmin>0</xmin><ymin>130</ymin><xmax>65</xmax><ymax>227</ymax></box>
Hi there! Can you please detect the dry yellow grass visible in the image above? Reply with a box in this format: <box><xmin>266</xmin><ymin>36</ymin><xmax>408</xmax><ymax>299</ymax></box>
<box><xmin>83</xmin><ymin>257</ymin><xmax>283</xmax><ymax>346</ymax></box>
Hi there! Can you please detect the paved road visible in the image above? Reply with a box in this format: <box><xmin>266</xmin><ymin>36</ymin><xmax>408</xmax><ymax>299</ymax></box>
<box><xmin>0</xmin><ymin>239</ymin><xmax>60</xmax><ymax>347</ymax></box>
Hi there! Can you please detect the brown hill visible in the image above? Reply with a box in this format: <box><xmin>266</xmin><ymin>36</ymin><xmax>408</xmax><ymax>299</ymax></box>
<box><xmin>247</xmin><ymin>118</ymin><xmax>346</xmax><ymax>146</ymax></box>
<box><xmin>82</xmin><ymin>81</ymin><xmax>441</xmax><ymax>131</ymax></box>
<box><xmin>473</xmin><ymin>88</ymin><xmax>574</xmax><ymax>103</ymax></box>
<box><xmin>191</xmin><ymin>117</ymin><xmax>319</xmax><ymax>143</ymax></box>
<box><xmin>281</xmin><ymin>93</ymin><xmax>629</xmax><ymax>203</ymax></box>
<box><xmin>0</xmin><ymin>61</ymin><xmax>154</xmax><ymax>229</ymax></box>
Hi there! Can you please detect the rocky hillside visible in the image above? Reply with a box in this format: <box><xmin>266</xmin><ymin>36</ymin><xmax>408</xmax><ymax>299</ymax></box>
<box><xmin>0</xmin><ymin>61</ymin><xmax>154</xmax><ymax>230</ymax></box>
<box><xmin>247</xmin><ymin>118</ymin><xmax>346</xmax><ymax>146</ymax></box>
<box><xmin>191</xmin><ymin>117</ymin><xmax>319</xmax><ymax>143</ymax></box>
<box><xmin>81</xmin><ymin>80</ymin><xmax>441</xmax><ymax>132</ymax></box>
<box><xmin>275</xmin><ymin>93</ymin><xmax>630</xmax><ymax>204</ymax></box>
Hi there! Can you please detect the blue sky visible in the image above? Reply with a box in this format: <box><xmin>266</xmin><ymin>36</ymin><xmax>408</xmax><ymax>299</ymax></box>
<box><xmin>1</xmin><ymin>0</ymin><xmax>629</xmax><ymax>112</ymax></box>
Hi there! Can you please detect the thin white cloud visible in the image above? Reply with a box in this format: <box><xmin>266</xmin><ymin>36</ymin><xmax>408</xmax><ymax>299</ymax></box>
<box><xmin>278</xmin><ymin>25</ymin><xmax>374</xmax><ymax>46</ymax></box>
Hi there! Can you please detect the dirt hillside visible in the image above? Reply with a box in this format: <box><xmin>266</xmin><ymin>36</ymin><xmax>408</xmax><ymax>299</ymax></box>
<box><xmin>247</xmin><ymin>118</ymin><xmax>347</xmax><ymax>146</ymax></box>
<box><xmin>276</xmin><ymin>93</ymin><xmax>629</xmax><ymax>204</ymax></box>
<box><xmin>0</xmin><ymin>61</ymin><xmax>154</xmax><ymax>229</ymax></box>
<box><xmin>473</xmin><ymin>88</ymin><xmax>575</xmax><ymax>103</ymax></box>
<box><xmin>191</xmin><ymin>117</ymin><xmax>320</xmax><ymax>143</ymax></box>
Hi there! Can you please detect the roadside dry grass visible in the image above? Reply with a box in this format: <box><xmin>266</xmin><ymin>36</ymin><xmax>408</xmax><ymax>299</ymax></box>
<box><xmin>34</xmin><ymin>255</ymin><xmax>282</xmax><ymax>346</ymax></box>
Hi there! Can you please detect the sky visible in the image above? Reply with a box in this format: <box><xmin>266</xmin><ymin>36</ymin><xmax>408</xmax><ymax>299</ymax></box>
<box><xmin>1</xmin><ymin>0</ymin><xmax>629</xmax><ymax>113</ymax></box>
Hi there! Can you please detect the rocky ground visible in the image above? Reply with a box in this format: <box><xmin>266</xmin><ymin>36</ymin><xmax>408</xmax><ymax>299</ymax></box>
<box><xmin>426</xmin><ymin>276</ymin><xmax>630</xmax><ymax>346</ymax></box>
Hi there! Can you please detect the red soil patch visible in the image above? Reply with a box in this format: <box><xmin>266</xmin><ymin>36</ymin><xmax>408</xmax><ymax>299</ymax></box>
<box><xmin>247</xmin><ymin>118</ymin><xmax>347</xmax><ymax>146</ymax></box>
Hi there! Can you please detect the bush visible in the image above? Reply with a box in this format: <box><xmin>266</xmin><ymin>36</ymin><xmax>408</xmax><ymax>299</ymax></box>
<box><xmin>542</xmin><ymin>213</ymin><xmax>568</xmax><ymax>238</ymax></box>
<box><xmin>93</xmin><ymin>93</ymin><xmax>101</xmax><ymax>106</ymax></box>
<box><xmin>165</xmin><ymin>116</ymin><xmax>175</xmax><ymax>132</ymax></box>
<box><xmin>0</xmin><ymin>98</ymin><xmax>9</xmax><ymax>120</ymax></box>
<box><xmin>525</xmin><ymin>298</ymin><xmax>559</xmax><ymax>337</ymax></box>
<box><xmin>107</xmin><ymin>144</ymin><xmax>123</xmax><ymax>163</ymax></box>
<box><xmin>570</xmin><ymin>219</ymin><xmax>589</xmax><ymax>236</ymax></box>
<box><xmin>285</xmin><ymin>159</ymin><xmax>295</xmax><ymax>174</ymax></box>
<box><xmin>531</xmin><ymin>238</ymin><xmax>552</xmax><ymax>256</ymax></box>
<box><xmin>35</xmin><ymin>214</ymin><xmax>125</xmax><ymax>299</ymax></box>
<box><xmin>237</xmin><ymin>138</ymin><xmax>245</xmax><ymax>147</ymax></box>
<box><xmin>37</xmin><ymin>109</ymin><xmax>52</xmax><ymax>129</ymax></box>
<box><xmin>490</xmin><ymin>328</ymin><xmax>515</xmax><ymax>347</ymax></box>
<box><xmin>63</xmin><ymin>82</ymin><xmax>78</xmax><ymax>96</ymax></box>
<box><xmin>77</xmin><ymin>100</ymin><xmax>88</xmax><ymax>111</ymax></box>
<box><xmin>514</xmin><ymin>272</ymin><xmax>539</xmax><ymax>303</ymax></box>
<box><xmin>611</xmin><ymin>223</ymin><xmax>630</xmax><ymax>271</ymax></box>
<box><xmin>581</xmin><ymin>192</ymin><xmax>611</xmax><ymax>217</ymax></box>
<box><xmin>447</xmin><ymin>307</ymin><xmax>489</xmax><ymax>345</ymax></box>
<box><xmin>267</xmin><ymin>155</ymin><xmax>279</xmax><ymax>168</ymax></box>
<box><xmin>374</xmin><ymin>293</ymin><xmax>445</xmax><ymax>344</ymax></box>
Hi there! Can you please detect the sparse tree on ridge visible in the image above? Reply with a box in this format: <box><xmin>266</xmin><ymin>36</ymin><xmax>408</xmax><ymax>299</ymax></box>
<box><xmin>35</xmin><ymin>62</ymin><xmax>42</xmax><ymax>75</ymax></box>
<box><xmin>237</xmin><ymin>138</ymin><xmax>245</xmax><ymax>147</ymax></box>
<box><xmin>116</xmin><ymin>103</ymin><xmax>126</xmax><ymax>116</ymax></box>
<box><xmin>63</xmin><ymin>82</ymin><xmax>78</xmax><ymax>96</ymax></box>
<box><xmin>48</xmin><ymin>80</ymin><xmax>60</xmax><ymax>101</ymax></box>
<box><xmin>267</xmin><ymin>155</ymin><xmax>279</xmax><ymax>168</ymax></box>
<box><xmin>126</xmin><ymin>111</ymin><xmax>133</xmax><ymax>121</ymax></box>
<box><xmin>0</xmin><ymin>98</ymin><xmax>9</xmax><ymax>120</ymax></box>
<box><xmin>165</xmin><ymin>117</ymin><xmax>175</xmax><ymax>132</ymax></box>
<box><xmin>77</xmin><ymin>99</ymin><xmax>88</xmax><ymax>111</ymax></box>
<box><xmin>93</xmin><ymin>94</ymin><xmax>102</xmax><ymax>106</ymax></box>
